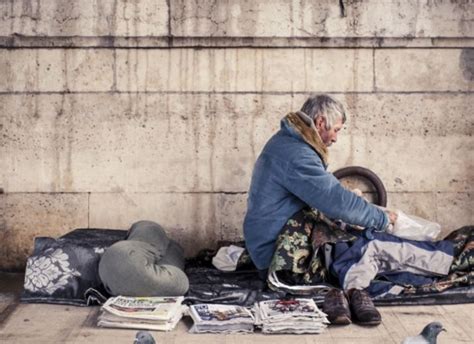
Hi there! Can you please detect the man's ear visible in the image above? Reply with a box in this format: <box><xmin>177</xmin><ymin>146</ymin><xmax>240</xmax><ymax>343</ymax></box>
<box><xmin>315</xmin><ymin>116</ymin><xmax>326</xmax><ymax>129</ymax></box>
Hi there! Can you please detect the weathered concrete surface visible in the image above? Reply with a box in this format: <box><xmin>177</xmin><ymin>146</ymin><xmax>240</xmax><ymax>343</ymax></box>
<box><xmin>2</xmin><ymin>93</ymin><xmax>471</xmax><ymax>194</ymax></box>
<box><xmin>1</xmin><ymin>0</ymin><xmax>472</xmax><ymax>40</ymax></box>
<box><xmin>376</xmin><ymin>49</ymin><xmax>474</xmax><ymax>92</ymax></box>
<box><xmin>1</xmin><ymin>302</ymin><xmax>473</xmax><ymax>343</ymax></box>
<box><xmin>89</xmin><ymin>192</ymin><xmax>246</xmax><ymax>257</ymax></box>
<box><xmin>170</xmin><ymin>0</ymin><xmax>474</xmax><ymax>38</ymax></box>
<box><xmin>0</xmin><ymin>49</ymin><xmax>115</xmax><ymax>92</ymax></box>
<box><xmin>3</xmin><ymin>35</ymin><xmax>474</xmax><ymax>49</ymax></box>
<box><xmin>116</xmin><ymin>48</ymin><xmax>373</xmax><ymax>92</ymax></box>
<box><xmin>0</xmin><ymin>304</ymin><xmax>94</xmax><ymax>343</ymax></box>
<box><xmin>2</xmin><ymin>48</ymin><xmax>472</xmax><ymax>93</ymax></box>
<box><xmin>0</xmin><ymin>93</ymin><xmax>282</xmax><ymax>193</ymax></box>
<box><xmin>0</xmin><ymin>48</ymin><xmax>374</xmax><ymax>92</ymax></box>
<box><xmin>350</xmin><ymin>93</ymin><xmax>474</xmax><ymax>137</ymax></box>
<box><xmin>333</xmin><ymin>135</ymin><xmax>474</xmax><ymax>193</ymax></box>
<box><xmin>387</xmin><ymin>192</ymin><xmax>437</xmax><ymax>223</ymax></box>
<box><xmin>436</xmin><ymin>192</ymin><xmax>474</xmax><ymax>237</ymax></box>
<box><xmin>0</xmin><ymin>0</ymin><xmax>169</xmax><ymax>37</ymax></box>
<box><xmin>0</xmin><ymin>193</ymin><xmax>88</xmax><ymax>270</ymax></box>
<box><xmin>386</xmin><ymin>192</ymin><xmax>460</xmax><ymax>237</ymax></box>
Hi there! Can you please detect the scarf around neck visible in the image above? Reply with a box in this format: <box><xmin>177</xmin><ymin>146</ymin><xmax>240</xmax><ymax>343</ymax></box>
<box><xmin>285</xmin><ymin>111</ymin><xmax>329</xmax><ymax>166</ymax></box>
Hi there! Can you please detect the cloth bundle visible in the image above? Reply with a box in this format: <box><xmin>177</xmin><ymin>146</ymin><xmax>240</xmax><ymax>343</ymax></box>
<box><xmin>99</xmin><ymin>221</ymin><xmax>189</xmax><ymax>297</ymax></box>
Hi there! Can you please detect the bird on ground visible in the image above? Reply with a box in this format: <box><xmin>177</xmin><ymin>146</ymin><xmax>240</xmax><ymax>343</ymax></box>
<box><xmin>401</xmin><ymin>321</ymin><xmax>446</xmax><ymax>344</ymax></box>
<box><xmin>134</xmin><ymin>330</ymin><xmax>156</xmax><ymax>344</ymax></box>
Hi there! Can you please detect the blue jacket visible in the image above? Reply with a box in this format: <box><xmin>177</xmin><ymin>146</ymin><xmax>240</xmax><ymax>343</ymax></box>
<box><xmin>243</xmin><ymin>115</ymin><xmax>389</xmax><ymax>270</ymax></box>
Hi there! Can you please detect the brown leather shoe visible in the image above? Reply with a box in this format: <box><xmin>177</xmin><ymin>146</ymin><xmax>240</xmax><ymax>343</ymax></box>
<box><xmin>348</xmin><ymin>289</ymin><xmax>381</xmax><ymax>326</ymax></box>
<box><xmin>322</xmin><ymin>288</ymin><xmax>351</xmax><ymax>325</ymax></box>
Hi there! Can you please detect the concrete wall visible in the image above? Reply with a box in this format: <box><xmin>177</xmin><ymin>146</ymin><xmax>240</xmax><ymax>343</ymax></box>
<box><xmin>1</xmin><ymin>0</ymin><xmax>473</xmax><ymax>270</ymax></box>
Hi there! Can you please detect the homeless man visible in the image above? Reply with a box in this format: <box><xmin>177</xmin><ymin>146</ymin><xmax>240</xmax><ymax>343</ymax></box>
<box><xmin>243</xmin><ymin>94</ymin><xmax>455</xmax><ymax>326</ymax></box>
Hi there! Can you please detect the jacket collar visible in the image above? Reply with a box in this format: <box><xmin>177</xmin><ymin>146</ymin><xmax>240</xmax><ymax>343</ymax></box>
<box><xmin>282</xmin><ymin>111</ymin><xmax>329</xmax><ymax>166</ymax></box>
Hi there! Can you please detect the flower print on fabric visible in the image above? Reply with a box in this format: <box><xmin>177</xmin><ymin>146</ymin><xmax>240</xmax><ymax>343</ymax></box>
<box><xmin>269</xmin><ymin>207</ymin><xmax>356</xmax><ymax>285</ymax></box>
<box><xmin>94</xmin><ymin>247</ymin><xmax>105</xmax><ymax>254</ymax></box>
<box><xmin>24</xmin><ymin>248</ymin><xmax>81</xmax><ymax>294</ymax></box>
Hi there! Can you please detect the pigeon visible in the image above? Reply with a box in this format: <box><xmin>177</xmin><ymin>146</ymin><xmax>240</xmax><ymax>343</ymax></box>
<box><xmin>134</xmin><ymin>331</ymin><xmax>156</xmax><ymax>344</ymax></box>
<box><xmin>401</xmin><ymin>322</ymin><xmax>446</xmax><ymax>344</ymax></box>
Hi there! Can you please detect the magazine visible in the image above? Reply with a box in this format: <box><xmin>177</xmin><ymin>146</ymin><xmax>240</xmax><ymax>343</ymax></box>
<box><xmin>97</xmin><ymin>296</ymin><xmax>185</xmax><ymax>331</ymax></box>
<box><xmin>188</xmin><ymin>303</ymin><xmax>255</xmax><ymax>333</ymax></box>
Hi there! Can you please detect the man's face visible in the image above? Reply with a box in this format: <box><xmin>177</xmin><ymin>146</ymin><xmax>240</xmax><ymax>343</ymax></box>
<box><xmin>316</xmin><ymin>117</ymin><xmax>344</xmax><ymax>147</ymax></box>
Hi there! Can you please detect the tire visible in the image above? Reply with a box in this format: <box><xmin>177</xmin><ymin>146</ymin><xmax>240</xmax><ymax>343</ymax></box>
<box><xmin>332</xmin><ymin>166</ymin><xmax>387</xmax><ymax>207</ymax></box>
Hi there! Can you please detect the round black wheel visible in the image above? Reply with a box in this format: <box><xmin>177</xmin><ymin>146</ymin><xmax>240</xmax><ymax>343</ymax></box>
<box><xmin>333</xmin><ymin>166</ymin><xmax>387</xmax><ymax>207</ymax></box>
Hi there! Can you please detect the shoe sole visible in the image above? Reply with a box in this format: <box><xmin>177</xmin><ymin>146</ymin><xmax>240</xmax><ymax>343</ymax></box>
<box><xmin>329</xmin><ymin>315</ymin><xmax>352</xmax><ymax>325</ymax></box>
<box><xmin>353</xmin><ymin>319</ymin><xmax>381</xmax><ymax>326</ymax></box>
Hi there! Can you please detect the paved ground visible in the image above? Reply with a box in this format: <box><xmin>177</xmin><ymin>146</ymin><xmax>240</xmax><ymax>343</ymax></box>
<box><xmin>1</xmin><ymin>273</ymin><xmax>473</xmax><ymax>343</ymax></box>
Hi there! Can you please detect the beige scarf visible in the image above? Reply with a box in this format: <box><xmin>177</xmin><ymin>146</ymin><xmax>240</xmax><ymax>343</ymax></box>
<box><xmin>286</xmin><ymin>111</ymin><xmax>329</xmax><ymax>166</ymax></box>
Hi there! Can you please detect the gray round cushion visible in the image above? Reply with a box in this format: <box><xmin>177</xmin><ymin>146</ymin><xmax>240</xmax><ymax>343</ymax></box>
<box><xmin>98</xmin><ymin>221</ymin><xmax>189</xmax><ymax>296</ymax></box>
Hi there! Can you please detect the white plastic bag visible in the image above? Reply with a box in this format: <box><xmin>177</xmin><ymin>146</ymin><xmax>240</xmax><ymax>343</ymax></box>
<box><xmin>211</xmin><ymin>245</ymin><xmax>245</xmax><ymax>271</ymax></box>
<box><xmin>387</xmin><ymin>210</ymin><xmax>441</xmax><ymax>241</ymax></box>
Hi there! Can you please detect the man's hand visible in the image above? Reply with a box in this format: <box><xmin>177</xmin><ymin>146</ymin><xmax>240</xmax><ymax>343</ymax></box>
<box><xmin>386</xmin><ymin>210</ymin><xmax>398</xmax><ymax>225</ymax></box>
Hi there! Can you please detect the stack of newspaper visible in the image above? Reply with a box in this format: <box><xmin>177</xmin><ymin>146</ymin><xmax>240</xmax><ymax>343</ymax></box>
<box><xmin>98</xmin><ymin>296</ymin><xmax>185</xmax><ymax>331</ymax></box>
<box><xmin>254</xmin><ymin>298</ymin><xmax>329</xmax><ymax>334</ymax></box>
<box><xmin>188</xmin><ymin>303</ymin><xmax>255</xmax><ymax>333</ymax></box>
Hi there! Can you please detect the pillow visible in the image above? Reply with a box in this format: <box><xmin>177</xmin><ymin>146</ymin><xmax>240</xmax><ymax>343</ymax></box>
<box><xmin>98</xmin><ymin>238</ymin><xmax>189</xmax><ymax>297</ymax></box>
<box><xmin>21</xmin><ymin>229</ymin><xmax>126</xmax><ymax>306</ymax></box>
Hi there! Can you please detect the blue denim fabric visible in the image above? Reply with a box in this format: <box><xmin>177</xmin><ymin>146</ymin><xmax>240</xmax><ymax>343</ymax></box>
<box><xmin>243</xmin><ymin>117</ymin><xmax>388</xmax><ymax>270</ymax></box>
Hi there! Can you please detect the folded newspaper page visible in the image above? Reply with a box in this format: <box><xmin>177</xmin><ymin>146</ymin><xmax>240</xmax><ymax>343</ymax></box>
<box><xmin>102</xmin><ymin>296</ymin><xmax>184</xmax><ymax>320</ymax></box>
<box><xmin>189</xmin><ymin>303</ymin><xmax>255</xmax><ymax>334</ymax></box>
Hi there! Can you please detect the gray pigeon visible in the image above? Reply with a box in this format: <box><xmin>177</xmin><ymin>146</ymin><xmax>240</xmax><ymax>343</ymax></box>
<box><xmin>134</xmin><ymin>331</ymin><xmax>156</xmax><ymax>344</ymax></box>
<box><xmin>401</xmin><ymin>322</ymin><xmax>446</xmax><ymax>344</ymax></box>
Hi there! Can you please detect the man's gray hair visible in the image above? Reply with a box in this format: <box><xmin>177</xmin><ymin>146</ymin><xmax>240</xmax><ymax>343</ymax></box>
<box><xmin>300</xmin><ymin>94</ymin><xmax>347</xmax><ymax>129</ymax></box>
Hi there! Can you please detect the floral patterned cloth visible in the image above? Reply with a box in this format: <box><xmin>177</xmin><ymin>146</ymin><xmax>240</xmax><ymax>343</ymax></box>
<box><xmin>269</xmin><ymin>207</ymin><xmax>356</xmax><ymax>286</ymax></box>
<box><xmin>24</xmin><ymin>248</ymin><xmax>81</xmax><ymax>294</ymax></box>
<box><xmin>22</xmin><ymin>228</ymin><xmax>127</xmax><ymax>306</ymax></box>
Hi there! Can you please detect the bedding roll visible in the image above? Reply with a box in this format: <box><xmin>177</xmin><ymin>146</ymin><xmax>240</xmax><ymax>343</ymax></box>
<box><xmin>98</xmin><ymin>221</ymin><xmax>189</xmax><ymax>296</ymax></box>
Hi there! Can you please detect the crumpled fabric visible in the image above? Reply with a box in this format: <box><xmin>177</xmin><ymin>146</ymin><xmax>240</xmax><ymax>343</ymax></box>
<box><xmin>268</xmin><ymin>207</ymin><xmax>355</xmax><ymax>286</ymax></box>
<box><xmin>331</xmin><ymin>232</ymin><xmax>454</xmax><ymax>294</ymax></box>
<box><xmin>403</xmin><ymin>226</ymin><xmax>474</xmax><ymax>294</ymax></box>
<box><xmin>212</xmin><ymin>245</ymin><xmax>246</xmax><ymax>271</ymax></box>
<box><xmin>266</xmin><ymin>208</ymin><xmax>473</xmax><ymax>298</ymax></box>
<box><xmin>184</xmin><ymin>268</ymin><xmax>284</xmax><ymax>307</ymax></box>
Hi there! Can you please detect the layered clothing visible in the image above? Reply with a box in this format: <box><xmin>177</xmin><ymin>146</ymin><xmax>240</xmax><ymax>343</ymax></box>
<box><xmin>243</xmin><ymin>112</ymin><xmax>388</xmax><ymax>270</ymax></box>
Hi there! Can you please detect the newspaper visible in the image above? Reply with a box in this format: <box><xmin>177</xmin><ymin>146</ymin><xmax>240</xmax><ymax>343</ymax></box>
<box><xmin>98</xmin><ymin>307</ymin><xmax>184</xmax><ymax>331</ymax></box>
<box><xmin>188</xmin><ymin>303</ymin><xmax>255</xmax><ymax>333</ymax></box>
<box><xmin>97</xmin><ymin>296</ymin><xmax>185</xmax><ymax>331</ymax></box>
<box><xmin>254</xmin><ymin>298</ymin><xmax>329</xmax><ymax>334</ymax></box>
<box><xmin>102</xmin><ymin>296</ymin><xmax>184</xmax><ymax>320</ymax></box>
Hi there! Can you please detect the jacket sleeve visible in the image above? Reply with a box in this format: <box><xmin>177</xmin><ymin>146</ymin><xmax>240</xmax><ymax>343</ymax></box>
<box><xmin>283</xmin><ymin>153</ymin><xmax>388</xmax><ymax>230</ymax></box>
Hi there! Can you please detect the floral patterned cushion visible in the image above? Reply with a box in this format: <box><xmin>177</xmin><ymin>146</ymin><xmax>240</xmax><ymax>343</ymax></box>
<box><xmin>21</xmin><ymin>229</ymin><xmax>127</xmax><ymax>306</ymax></box>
